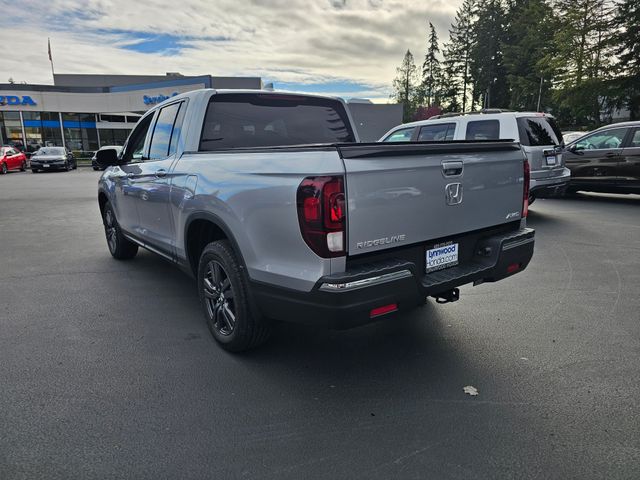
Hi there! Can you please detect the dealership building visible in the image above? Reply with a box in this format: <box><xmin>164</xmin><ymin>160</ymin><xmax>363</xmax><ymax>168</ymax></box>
<box><xmin>0</xmin><ymin>73</ymin><xmax>401</xmax><ymax>152</ymax></box>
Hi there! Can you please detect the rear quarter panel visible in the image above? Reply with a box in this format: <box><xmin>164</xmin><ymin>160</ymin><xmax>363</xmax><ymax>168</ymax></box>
<box><xmin>171</xmin><ymin>149</ymin><xmax>346</xmax><ymax>292</ymax></box>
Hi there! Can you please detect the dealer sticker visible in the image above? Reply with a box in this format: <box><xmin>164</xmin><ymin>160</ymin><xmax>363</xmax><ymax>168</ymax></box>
<box><xmin>426</xmin><ymin>242</ymin><xmax>459</xmax><ymax>273</ymax></box>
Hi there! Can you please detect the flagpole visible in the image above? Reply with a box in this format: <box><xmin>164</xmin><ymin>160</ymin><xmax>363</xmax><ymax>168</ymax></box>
<box><xmin>48</xmin><ymin>38</ymin><xmax>55</xmax><ymax>84</ymax></box>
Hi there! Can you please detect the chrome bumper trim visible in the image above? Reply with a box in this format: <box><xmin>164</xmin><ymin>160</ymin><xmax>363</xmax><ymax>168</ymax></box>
<box><xmin>319</xmin><ymin>269</ymin><xmax>413</xmax><ymax>292</ymax></box>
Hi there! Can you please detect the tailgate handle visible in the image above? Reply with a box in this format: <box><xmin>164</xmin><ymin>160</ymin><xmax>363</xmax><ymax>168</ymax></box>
<box><xmin>442</xmin><ymin>161</ymin><xmax>463</xmax><ymax>177</ymax></box>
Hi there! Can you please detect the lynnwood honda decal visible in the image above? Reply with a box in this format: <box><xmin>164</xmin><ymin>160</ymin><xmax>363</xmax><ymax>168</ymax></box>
<box><xmin>0</xmin><ymin>95</ymin><xmax>37</xmax><ymax>106</ymax></box>
<box><xmin>143</xmin><ymin>92</ymin><xmax>179</xmax><ymax>105</ymax></box>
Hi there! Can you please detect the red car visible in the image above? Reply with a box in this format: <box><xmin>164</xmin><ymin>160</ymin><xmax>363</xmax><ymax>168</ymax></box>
<box><xmin>0</xmin><ymin>146</ymin><xmax>27</xmax><ymax>174</ymax></box>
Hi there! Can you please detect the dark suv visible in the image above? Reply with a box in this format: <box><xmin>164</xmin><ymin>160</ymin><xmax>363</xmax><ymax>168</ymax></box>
<box><xmin>564</xmin><ymin>121</ymin><xmax>640</xmax><ymax>195</ymax></box>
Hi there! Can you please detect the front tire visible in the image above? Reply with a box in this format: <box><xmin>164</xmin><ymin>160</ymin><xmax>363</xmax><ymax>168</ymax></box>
<box><xmin>0</xmin><ymin>162</ymin><xmax>7</xmax><ymax>174</ymax></box>
<box><xmin>102</xmin><ymin>202</ymin><xmax>138</xmax><ymax>260</ymax></box>
<box><xmin>198</xmin><ymin>240</ymin><xmax>270</xmax><ymax>352</ymax></box>
<box><xmin>31</xmin><ymin>169</ymin><xmax>38</xmax><ymax>173</ymax></box>
<box><xmin>20</xmin><ymin>161</ymin><xmax>26</xmax><ymax>172</ymax></box>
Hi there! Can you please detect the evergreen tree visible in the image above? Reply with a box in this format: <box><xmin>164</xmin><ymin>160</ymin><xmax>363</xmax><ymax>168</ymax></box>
<box><xmin>550</xmin><ymin>0</ymin><xmax>617</xmax><ymax>125</ymax></box>
<box><xmin>447</xmin><ymin>0</ymin><xmax>477</xmax><ymax>111</ymax></box>
<box><xmin>470</xmin><ymin>0</ymin><xmax>508</xmax><ymax>109</ymax></box>
<box><xmin>440</xmin><ymin>41</ymin><xmax>462</xmax><ymax>112</ymax></box>
<box><xmin>422</xmin><ymin>22</ymin><xmax>442</xmax><ymax>106</ymax></box>
<box><xmin>391</xmin><ymin>50</ymin><xmax>420</xmax><ymax>121</ymax></box>
<box><xmin>612</xmin><ymin>0</ymin><xmax>640</xmax><ymax>119</ymax></box>
<box><xmin>503</xmin><ymin>0</ymin><xmax>558</xmax><ymax>111</ymax></box>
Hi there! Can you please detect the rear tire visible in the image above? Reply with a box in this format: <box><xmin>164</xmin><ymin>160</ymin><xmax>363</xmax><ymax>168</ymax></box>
<box><xmin>31</xmin><ymin>169</ymin><xmax>38</xmax><ymax>173</ymax></box>
<box><xmin>102</xmin><ymin>201</ymin><xmax>138</xmax><ymax>260</ymax></box>
<box><xmin>198</xmin><ymin>240</ymin><xmax>270</xmax><ymax>352</ymax></box>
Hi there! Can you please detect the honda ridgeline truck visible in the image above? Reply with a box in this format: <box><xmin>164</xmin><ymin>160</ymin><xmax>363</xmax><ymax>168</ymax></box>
<box><xmin>96</xmin><ymin>89</ymin><xmax>535</xmax><ymax>352</ymax></box>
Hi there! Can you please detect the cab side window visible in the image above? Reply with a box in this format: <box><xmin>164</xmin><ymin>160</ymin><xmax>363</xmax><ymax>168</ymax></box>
<box><xmin>382</xmin><ymin>127</ymin><xmax>415</xmax><ymax>142</ymax></box>
<box><xmin>122</xmin><ymin>114</ymin><xmax>154</xmax><ymax>163</ymax></box>
<box><xmin>149</xmin><ymin>102</ymin><xmax>185</xmax><ymax>160</ymax></box>
<box><xmin>465</xmin><ymin>120</ymin><xmax>500</xmax><ymax>140</ymax></box>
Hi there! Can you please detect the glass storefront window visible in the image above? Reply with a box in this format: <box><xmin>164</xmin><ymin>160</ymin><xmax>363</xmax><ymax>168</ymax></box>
<box><xmin>22</xmin><ymin>111</ymin><xmax>63</xmax><ymax>148</ymax></box>
<box><xmin>63</xmin><ymin>113</ymin><xmax>99</xmax><ymax>152</ymax></box>
<box><xmin>98</xmin><ymin>128</ymin><xmax>131</xmax><ymax>146</ymax></box>
<box><xmin>0</xmin><ymin>111</ymin><xmax>24</xmax><ymax>148</ymax></box>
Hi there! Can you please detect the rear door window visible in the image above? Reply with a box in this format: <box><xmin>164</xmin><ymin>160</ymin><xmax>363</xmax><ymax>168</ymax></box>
<box><xmin>465</xmin><ymin>120</ymin><xmax>500</xmax><ymax>140</ymax></box>
<box><xmin>382</xmin><ymin>127</ymin><xmax>415</xmax><ymax>142</ymax></box>
<box><xmin>627</xmin><ymin>129</ymin><xmax>640</xmax><ymax>147</ymax></box>
<box><xmin>199</xmin><ymin>93</ymin><xmax>355</xmax><ymax>150</ymax></box>
<box><xmin>417</xmin><ymin>123</ymin><xmax>455</xmax><ymax>141</ymax></box>
<box><xmin>517</xmin><ymin>117</ymin><xmax>561</xmax><ymax>146</ymax></box>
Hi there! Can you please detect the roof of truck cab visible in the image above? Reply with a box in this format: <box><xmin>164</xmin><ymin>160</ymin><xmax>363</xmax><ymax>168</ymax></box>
<box><xmin>150</xmin><ymin>88</ymin><xmax>346</xmax><ymax>110</ymax></box>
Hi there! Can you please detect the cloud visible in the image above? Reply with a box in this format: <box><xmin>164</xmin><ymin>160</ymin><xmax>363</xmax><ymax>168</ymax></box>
<box><xmin>0</xmin><ymin>0</ymin><xmax>462</xmax><ymax>101</ymax></box>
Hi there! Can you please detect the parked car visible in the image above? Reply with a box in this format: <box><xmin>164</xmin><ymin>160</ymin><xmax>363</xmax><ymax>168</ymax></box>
<box><xmin>563</xmin><ymin>121</ymin><xmax>640</xmax><ymax>194</ymax></box>
<box><xmin>0</xmin><ymin>146</ymin><xmax>28</xmax><ymax>174</ymax></box>
<box><xmin>379</xmin><ymin>110</ymin><xmax>570</xmax><ymax>203</ymax></box>
<box><xmin>30</xmin><ymin>147</ymin><xmax>77</xmax><ymax>172</ymax></box>
<box><xmin>92</xmin><ymin>145</ymin><xmax>123</xmax><ymax>170</ymax></box>
<box><xmin>96</xmin><ymin>89</ymin><xmax>535</xmax><ymax>352</ymax></box>
<box><xmin>562</xmin><ymin>131</ymin><xmax>587</xmax><ymax>144</ymax></box>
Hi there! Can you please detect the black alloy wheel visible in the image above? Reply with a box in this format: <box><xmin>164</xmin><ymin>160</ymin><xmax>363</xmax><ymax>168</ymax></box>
<box><xmin>101</xmin><ymin>202</ymin><xmax>138</xmax><ymax>260</ymax></box>
<box><xmin>203</xmin><ymin>260</ymin><xmax>237</xmax><ymax>337</ymax></box>
<box><xmin>198</xmin><ymin>240</ymin><xmax>270</xmax><ymax>352</ymax></box>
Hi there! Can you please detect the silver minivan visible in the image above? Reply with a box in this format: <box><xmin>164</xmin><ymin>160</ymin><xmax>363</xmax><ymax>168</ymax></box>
<box><xmin>379</xmin><ymin>110</ymin><xmax>570</xmax><ymax>203</ymax></box>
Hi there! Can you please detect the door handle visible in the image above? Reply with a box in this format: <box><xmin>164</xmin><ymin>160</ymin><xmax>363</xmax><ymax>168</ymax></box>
<box><xmin>155</xmin><ymin>169</ymin><xmax>167</xmax><ymax>178</ymax></box>
<box><xmin>442</xmin><ymin>161</ymin><xmax>463</xmax><ymax>177</ymax></box>
<box><xmin>605</xmin><ymin>152</ymin><xmax>617</xmax><ymax>158</ymax></box>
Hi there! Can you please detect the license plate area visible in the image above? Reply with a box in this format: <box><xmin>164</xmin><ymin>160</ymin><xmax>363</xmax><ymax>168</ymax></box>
<box><xmin>545</xmin><ymin>155</ymin><xmax>557</xmax><ymax>166</ymax></box>
<box><xmin>426</xmin><ymin>241</ymin><xmax>459</xmax><ymax>273</ymax></box>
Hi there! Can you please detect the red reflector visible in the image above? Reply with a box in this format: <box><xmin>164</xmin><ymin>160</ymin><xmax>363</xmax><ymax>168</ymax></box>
<box><xmin>303</xmin><ymin>197</ymin><xmax>320</xmax><ymax>221</ymax></box>
<box><xmin>507</xmin><ymin>263</ymin><xmax>520</xmax><ymax>274</ymax></box>
<box><xmin>370</xmin><ymin>303</ymin><xmax>398</xmax><ymax>318</ymax></box>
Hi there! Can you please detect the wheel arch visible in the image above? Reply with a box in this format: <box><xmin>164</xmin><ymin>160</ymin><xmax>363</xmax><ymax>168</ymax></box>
<box><xmin>184</xmin><ymin>211</ymin><xmax>247</xmax><ymax>277</ymax></box>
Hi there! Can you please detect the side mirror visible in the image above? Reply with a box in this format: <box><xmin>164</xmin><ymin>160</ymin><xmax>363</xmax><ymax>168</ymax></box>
<box><xmin>96</xmin><ymin>148</ymin><xmax>120</xmax><ymax>168</ymax></box>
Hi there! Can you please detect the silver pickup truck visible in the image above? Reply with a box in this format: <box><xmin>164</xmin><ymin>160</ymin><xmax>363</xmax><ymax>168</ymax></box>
<box><xmin>96</xmin><ymin>89</ymin><xmax>535</xmax><ymax>351</ymax></box>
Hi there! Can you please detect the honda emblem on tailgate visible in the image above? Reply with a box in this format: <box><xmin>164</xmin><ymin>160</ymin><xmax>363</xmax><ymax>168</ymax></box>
<box><xmin>445</xmin><ymin>183</ymin><xmax>463</xmax><ymax>205</ymax></box>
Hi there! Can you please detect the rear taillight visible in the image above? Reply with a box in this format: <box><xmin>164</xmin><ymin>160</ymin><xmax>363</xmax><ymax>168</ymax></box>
<box><xmin>522</xmin><ymin>159</ymin><xmax>530</xmax><ymax>218</ymax></box>
<box><xmin>297</xmin><ymin>176</ymin><xmax>346</xmax><ymax>257</ymax></box>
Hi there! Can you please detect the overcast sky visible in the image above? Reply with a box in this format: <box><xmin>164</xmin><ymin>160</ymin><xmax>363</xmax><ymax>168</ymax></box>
<box><xmin>2</xmin><ymin>0</ymin><xmax>462</xmax><ymax>102</ymax></box>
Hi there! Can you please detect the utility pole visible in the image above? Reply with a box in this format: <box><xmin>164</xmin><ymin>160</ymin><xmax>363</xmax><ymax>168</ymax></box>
<box><xmin>537</xmin><ymin>76</ymin><xmax>543</xmax><ymax>112</ymax></box>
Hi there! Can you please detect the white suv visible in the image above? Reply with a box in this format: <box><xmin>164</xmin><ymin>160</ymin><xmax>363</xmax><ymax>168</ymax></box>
<box><xmin>379</xmin><ymin>110</ymin><xmax>570</xmax><ymax>202</ymax></box>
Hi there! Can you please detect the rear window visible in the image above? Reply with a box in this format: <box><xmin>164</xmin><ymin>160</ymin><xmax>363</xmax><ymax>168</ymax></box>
<box><xmin>517</xmin><ymin>117</ymin><xmax>561</xmax><ymax>146</ymax></box>
<box><xmin>199</xmin><ymin>93</ymin><xmax>355</xmax><ymax>150</ymax></box>
<box><xmin>465</xmin><ymin>120</ymin><xmax>500</xmax><ymax>140</ymax></box>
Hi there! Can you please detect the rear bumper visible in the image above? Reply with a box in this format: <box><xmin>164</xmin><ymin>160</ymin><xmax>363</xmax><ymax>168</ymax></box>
<box><xmin>530</xmin><ymin>167</ymin><xmax>571</xmax><ymax>197</ymax></box>
<box><xmin>251</xmin><ymin>227</ymin><xmax>535</xmax><ymax>329</ymax></box>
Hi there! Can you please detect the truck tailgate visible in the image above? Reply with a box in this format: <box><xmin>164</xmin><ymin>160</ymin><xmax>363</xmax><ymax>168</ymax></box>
<box><xmin>337</xmin><ymin>142</ymin><xmax>526</xmax><ymax>256</ymax></box>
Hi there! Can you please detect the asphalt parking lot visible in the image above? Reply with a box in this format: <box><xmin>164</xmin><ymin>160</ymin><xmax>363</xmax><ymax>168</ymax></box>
<box><xmin>1</xmin><ymin>168</ymin><xmax>639</xmax><ymax>479</ymax></box>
